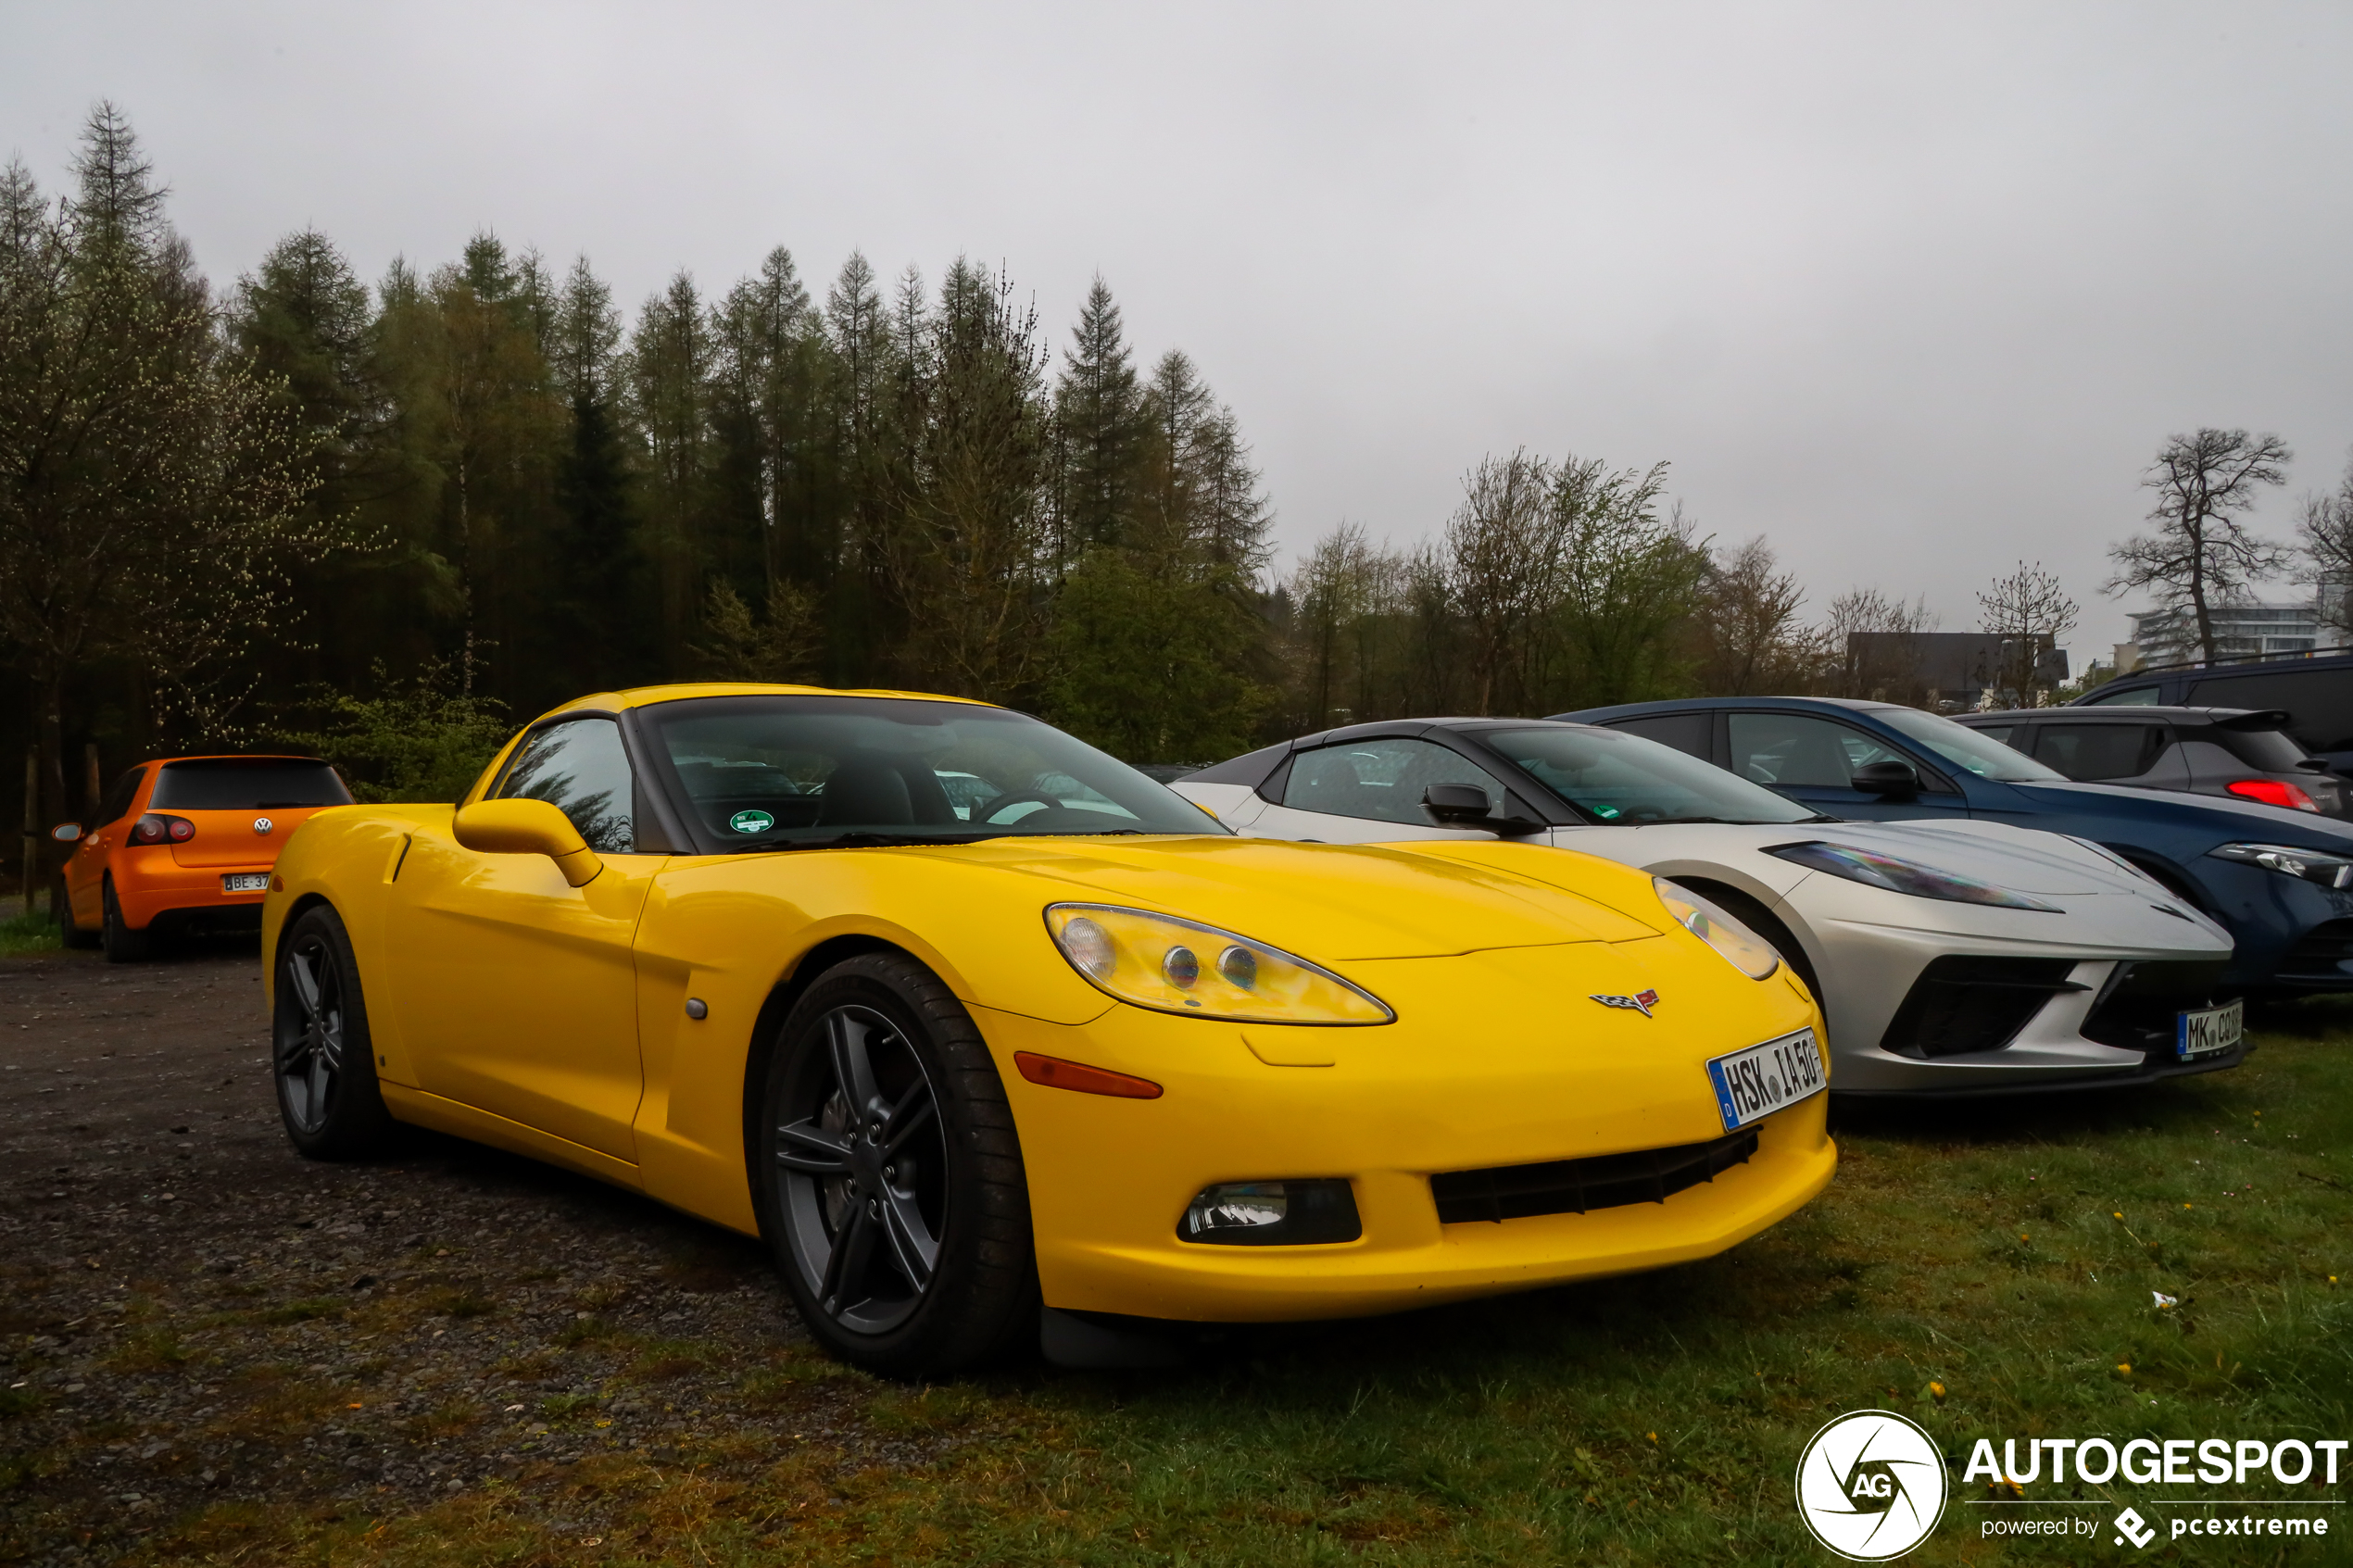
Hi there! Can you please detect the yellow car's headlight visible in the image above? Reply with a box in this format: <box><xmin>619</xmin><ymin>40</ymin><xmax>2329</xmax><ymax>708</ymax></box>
<box><xmin>1044</xmin><ymin>903</ymin><xmax>1393</xmax><ymax>1024</ymax></box>
<box><xmin>1653</xmin><ymin>878</ymin><xmax>1780</xmax><ymax>981</ymax></box>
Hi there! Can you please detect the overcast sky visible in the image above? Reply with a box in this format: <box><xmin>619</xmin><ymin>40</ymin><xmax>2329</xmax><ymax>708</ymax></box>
<box><xmin>8</xmin><ymin>2</ymin><xmax>2351</xmax><ymax>661</ymax></box>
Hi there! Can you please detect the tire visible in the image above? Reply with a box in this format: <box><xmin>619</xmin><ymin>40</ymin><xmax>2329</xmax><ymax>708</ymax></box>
<box><xmin>55</xmin><ymin>877</ymin><xmax>98</xmax><ymax>949</ymax></box>
<box><xmin>101</xmin><ymin>879</ymin><xmax>153</xmax><ymax>964</ymax></box>
<box><xmin>271</xmin><ymin>904</ymin><xmax>396</xmax><ymax>1160</ymax></box>
<box><xmin>754</xmin><ymin>951</ymin><xmax>1037</xmax><ymax>1378</ymax></box>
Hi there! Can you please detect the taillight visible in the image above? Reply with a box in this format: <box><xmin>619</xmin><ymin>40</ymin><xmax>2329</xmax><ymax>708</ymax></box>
<box><xmin>130</xmin><ymin>813</ymin><xmax>196</xmax><ymax>844</ymax></box>
<box><xmin>2226</xmin><ymin>779</ymin><xmax>2319</xmax><ymax>812</ymax></box>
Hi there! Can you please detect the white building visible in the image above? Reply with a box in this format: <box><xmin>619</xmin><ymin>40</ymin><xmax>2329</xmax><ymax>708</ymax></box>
<box><xmin>2122</xmin><ymin>599</ymin><xmax>2347</xmax><ymax>670</ymax></box>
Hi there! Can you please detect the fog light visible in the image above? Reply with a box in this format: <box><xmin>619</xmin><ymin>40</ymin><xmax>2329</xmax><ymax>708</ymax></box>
<box><xmin>1179</xmin><ymin>1178</ymin><xmax>1361</xmax><ymax>1246</ymax></box>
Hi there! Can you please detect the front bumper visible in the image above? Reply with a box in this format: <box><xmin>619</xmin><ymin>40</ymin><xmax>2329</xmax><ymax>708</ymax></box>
<box><xmin>975</xmin><ymin>945</ymin><xmax>1835</xmax><ymax>1323</ymax></box>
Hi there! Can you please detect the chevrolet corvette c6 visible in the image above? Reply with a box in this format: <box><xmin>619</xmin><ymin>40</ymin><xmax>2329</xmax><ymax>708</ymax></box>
<box><xmin>261</xmin><ymin>684</ymin><xmax>1835</xmax><ymax>1374</ymax></box>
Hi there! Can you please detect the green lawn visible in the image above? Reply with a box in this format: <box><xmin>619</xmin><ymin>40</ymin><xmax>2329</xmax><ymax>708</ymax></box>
<box><xmin>149</xmin><ymin>1005</ymin><xmax>2353</xmax><ymax>1565</ymax></box>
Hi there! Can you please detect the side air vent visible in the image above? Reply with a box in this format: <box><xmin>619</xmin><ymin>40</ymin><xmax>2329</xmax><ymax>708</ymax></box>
<box><xmin>1430</xmin><ymin>1129</ymin><xmax>1759</xmax><ymax>1225</ymax></box>
<box><xmin>1880</xmin><ymin>956</ymin><xmax>2083</xmax><ymax>1059</ymax></box>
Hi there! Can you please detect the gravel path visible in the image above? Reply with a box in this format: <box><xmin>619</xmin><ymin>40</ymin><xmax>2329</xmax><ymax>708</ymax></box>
<box><xmin>0</xmin><ymin>941</ymin><xmax>945</xmax><ymax>1563</ymax></box>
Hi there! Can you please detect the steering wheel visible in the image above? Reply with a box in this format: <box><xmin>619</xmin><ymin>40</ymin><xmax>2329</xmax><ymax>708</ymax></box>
<box><xmin>971</xmin><ymin>790</ymin><xmax>1064</xmax><ymax>825</ymax></box>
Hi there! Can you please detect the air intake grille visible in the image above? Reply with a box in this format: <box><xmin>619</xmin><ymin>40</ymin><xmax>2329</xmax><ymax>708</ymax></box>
<box><xmin>2278</xmin><ymin>920</ymin><xmax>2353</xmax><ymax>985</ymax></box>
<box><xmin>2082</xmin><ymin>960</ymin><xmax>2233</xmax><ymax>1052</ymax></box>
<box><xmin>1430</xmin><ymin>1129</ymin><xmax>1759</xmax><ymax>1225</ymax></box>
<box><xmin>1880</xmin><ymin>956</ymin><xmax>2082</xmax><ymax>1059</ymax></box>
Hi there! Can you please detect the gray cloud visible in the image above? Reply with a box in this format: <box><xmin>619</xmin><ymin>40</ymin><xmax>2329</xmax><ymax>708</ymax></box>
<box><xmin>7</xmin><ymin>1</ymin><xmax>2350</xmax><ymax>659</ymax></box>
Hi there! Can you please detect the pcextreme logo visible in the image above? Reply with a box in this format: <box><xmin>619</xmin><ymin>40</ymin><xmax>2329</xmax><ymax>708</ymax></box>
<box><xmin>1795</xmin><ymin>1411</ymin><xmax>1949</xmax><ymax>1561</ymax></box>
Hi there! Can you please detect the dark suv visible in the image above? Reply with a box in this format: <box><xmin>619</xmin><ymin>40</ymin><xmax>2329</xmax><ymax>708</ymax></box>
<box><xmin>1955</xmin><ymin>707</ymin><xmax>2346</xmax><ymax>818</ymax></box>
<box><xmin>2076</xmin><ymin>651</ymin><xmax>2353</xmax><ymax>773</ymax></box>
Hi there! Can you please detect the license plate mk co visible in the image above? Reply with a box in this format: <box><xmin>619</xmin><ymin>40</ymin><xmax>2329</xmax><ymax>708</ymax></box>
<box><xmin>221</xmin><ymin>873</ymin><xmax>270</xmax><ymax>893</ymax></box>
<box><xmin>1706</xmin><ymin>1027</ymin><xmax>1826</xmax><ymax>1133</ymax></box>
<box><xmin>2176</xmin><ymin>998</ymin><xmax>2244</xmax><ymax>1060</ymax></box>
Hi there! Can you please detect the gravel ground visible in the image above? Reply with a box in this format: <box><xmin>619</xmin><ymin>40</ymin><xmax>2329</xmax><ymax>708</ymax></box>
<box><xmin>0</xmin><ymin>939</ymin><xmax>950</xmax><ymax>1564</ymax></box>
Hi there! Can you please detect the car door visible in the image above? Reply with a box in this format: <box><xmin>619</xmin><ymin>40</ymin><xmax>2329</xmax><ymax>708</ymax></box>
<box><xmin>1724</xmin><ymin>710</ymin><xmax>1969</xmax><ymax>822</ymax></box>
<box><xmin>1247</xmin><ymin>736</ymin><xmax>1519</xmax><ymax>845</ymax></box>
<box><xmin>385</xmin><ymin>715</ymin><xmax>661</xmax><ymax>1162</ymax></box>
<box><xmin>70</xmin><ymin>767</ymin><xmax>151</xmax><ymax>927</ymax></box>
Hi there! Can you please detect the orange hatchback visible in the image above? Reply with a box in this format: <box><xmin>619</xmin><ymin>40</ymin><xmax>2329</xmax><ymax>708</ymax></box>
<box><xmin>53</xmin><ymin>755</ymin><xmax>355</xmax><ymax>961</ymax></box>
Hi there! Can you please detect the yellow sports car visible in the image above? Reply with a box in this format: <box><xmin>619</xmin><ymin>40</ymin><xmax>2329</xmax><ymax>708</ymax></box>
<box><xmin>261</xmin><ymin>684</ymin><xmax>1834</xmax><ymax>1374</ymax></box>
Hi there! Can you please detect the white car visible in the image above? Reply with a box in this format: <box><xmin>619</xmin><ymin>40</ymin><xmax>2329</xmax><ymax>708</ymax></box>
<box><xmin>1176</xmin><ymin>719</ymin><xmax>2243</xmax><ymax>1096</ymax></box>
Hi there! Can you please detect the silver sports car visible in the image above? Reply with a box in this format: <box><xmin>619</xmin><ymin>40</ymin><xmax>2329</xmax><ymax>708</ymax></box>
<box><xmin>1176</xmin><ymin>718</ymin><xmax>2242</xmax><ymax>1097</ymax></box>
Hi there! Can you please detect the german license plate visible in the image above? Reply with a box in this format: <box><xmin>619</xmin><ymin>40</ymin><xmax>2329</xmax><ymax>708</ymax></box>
<box><xmin>221</xmin><ymin>872</ymin><xmax>270</xmax><ymax>893</ymax></box>
<box><xmin>1706</xmin><ymin>1028</ymin><xmax>1826</xmax><ymax>1133</ymax></box>
<box><xmin>2176</xmin><ymin>998</ymin><xmax>2243</xmax><ymax>1060</ymax></box>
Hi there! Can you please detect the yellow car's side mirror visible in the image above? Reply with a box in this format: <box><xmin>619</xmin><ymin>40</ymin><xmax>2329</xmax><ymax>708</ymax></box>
<box><xmin>452</xmin><ymin>798</ymin><xmax>604</xmax><ymax>886</ymax></box>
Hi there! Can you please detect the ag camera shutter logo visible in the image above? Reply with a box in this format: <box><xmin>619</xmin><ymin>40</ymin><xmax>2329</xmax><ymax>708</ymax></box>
<box><xmin>1795</xmin><ymin>1410</ymin><xmax>1948</xmax><ymax>1560</ymax></box>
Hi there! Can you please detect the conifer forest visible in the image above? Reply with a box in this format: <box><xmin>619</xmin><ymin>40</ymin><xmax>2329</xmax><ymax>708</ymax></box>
<box><xmin>2</xmin><ymin>106</ymin><xmax>2046</xmax><ymax>886</ymax></box>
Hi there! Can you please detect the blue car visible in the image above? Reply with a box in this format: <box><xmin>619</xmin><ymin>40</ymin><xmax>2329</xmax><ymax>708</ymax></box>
<box><xmin>1552</xmin><ymin>696</ymin><xmax>2353</xmax><ymax>997</ymax></box>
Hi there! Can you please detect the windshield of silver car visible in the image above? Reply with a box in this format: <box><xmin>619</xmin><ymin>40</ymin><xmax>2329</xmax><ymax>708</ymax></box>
<box><xmin>642</xmin><ymin>696</ymin><xmax>1225</xmax><ymax>846</ymax></box>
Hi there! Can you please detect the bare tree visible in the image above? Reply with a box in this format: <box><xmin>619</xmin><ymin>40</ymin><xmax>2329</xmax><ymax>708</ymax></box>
<box><xmin>1694</xmin><ymin>537</ymin><xmax>1815</xmax><ymax>695</ymax></box>
<box><xmin>1441</xmin><ymin>450</ymin><xmax>1560</xmax><ymax>713</ymax></box>
<box><xmin>2296</xmin><ymin>451</ymin><xmax>2353</xmax><ymax>640</ymax></box>
<box><xmin>1976</xmin><ymin>560</ymin><xmax>2079</xmax><ymax>701</ymax></box>
<box><xmin>2105</xmin><ymin>428</ymin><xmax>2291</xmax><ymax>662</ymax></box>
<box><xmin>1820</xmin><ymin>586</ymin><xmax>1937</xmax><ymax>700</ymax></box>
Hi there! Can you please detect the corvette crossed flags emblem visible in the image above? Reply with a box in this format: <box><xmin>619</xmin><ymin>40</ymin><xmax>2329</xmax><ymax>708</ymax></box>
<box><xmin>1591</xmin><ymin>988</ymin><xmax>1660</xmax><ymax>1018</ymax></box>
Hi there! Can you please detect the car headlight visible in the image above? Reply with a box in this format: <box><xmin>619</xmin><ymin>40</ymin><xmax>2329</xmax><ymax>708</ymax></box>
<box><xmin>1043</xmin><ymin>904</ymin><xmax>1394</xmax><ymax>1024</ymax></box>
<box><xmin>1652</xmin><ymin>878</ymin><xmax>1780</xmax><ymax>981</ymax></box>
<box><xmin>2208</xmin><ymin>841</ymin><xmax>2353</xmax><ymax>888</ymax></box>
<box><xmin>1763</xmin><ymin>841</ymin><xmax>2058</xmax><ymax>911</ymax></box>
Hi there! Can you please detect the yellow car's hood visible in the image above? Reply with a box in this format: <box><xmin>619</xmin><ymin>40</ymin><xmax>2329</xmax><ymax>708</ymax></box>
<box><xmin>908</xmin><ymin>834</ymin><xmax>1669</xmax><ymax>959</ymax></box>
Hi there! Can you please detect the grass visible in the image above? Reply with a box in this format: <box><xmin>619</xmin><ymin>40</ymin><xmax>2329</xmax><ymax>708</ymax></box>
<box><xmin>0</xmin><ymin>902</ymin><xmax>60</xmax><ymax>956</ymax></box>
<box><xmin>129</xmin><ymin>1005</ymin><xmax>2353</xmax><ymax>1564</ymax></box>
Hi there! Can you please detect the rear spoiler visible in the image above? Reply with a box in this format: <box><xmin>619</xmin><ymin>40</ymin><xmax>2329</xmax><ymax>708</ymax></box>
<box><xmin>2211</xmin><ymin>709</ymin><xmax>2295</xmax><ymax>732</ymax></box>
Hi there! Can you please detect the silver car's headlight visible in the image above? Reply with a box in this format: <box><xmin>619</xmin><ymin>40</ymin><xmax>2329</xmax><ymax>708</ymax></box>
<box><xmin>2208</xmin><ymin>842</ymin><xmax>2353</xmax><ymax>888</ymax></box>
<box><xmin>1764</xmin><ymin>841</ymin><xmax>2058</xmax><ymax>911</ymax></box>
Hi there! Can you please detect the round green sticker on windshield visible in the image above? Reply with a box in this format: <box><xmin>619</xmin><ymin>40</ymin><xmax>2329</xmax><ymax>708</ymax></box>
<box><xmin>729</xmin><ymin>809</ymin><xmax>775</xmax><ymax>834</ymax></box>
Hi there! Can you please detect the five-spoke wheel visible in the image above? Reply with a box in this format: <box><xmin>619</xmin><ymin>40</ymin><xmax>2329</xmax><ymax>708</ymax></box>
<box><xmin>271</xmin><ymin>904</ymin><xmax>394</xmax><ymax>1159</ymax></box>
<box><xmin>759</xmin><ymin>952</ymin><xmax>1035</xmax><ymax>1375</ymax></box>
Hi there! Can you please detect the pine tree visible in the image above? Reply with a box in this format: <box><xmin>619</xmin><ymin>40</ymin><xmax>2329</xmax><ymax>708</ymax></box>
<box><xmin>549</xmin><ymin>257</ymin><xmax>646</xmax><ymax>691</ymax></box>
<box><xmin>1052</xmin><ymin>276</ymin><xmax>1146</xmax><ymax>557</ymax></box>
<box><xmin>626</xmin><ymin>271</ymin><xmax>714</xmax><ymax>669</ymax></box>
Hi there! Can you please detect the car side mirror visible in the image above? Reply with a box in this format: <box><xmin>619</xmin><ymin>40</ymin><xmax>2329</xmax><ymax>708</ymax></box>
<box><xmin>51</xmin><ymin>822</ymin><xmax>82</xmax><ymax>842</ymax></box>
<box><xmin>1423</xmin><ymin>783</ymin><xmax>1496</xmax><ymax>824</ymax></box>
<box><xmin>1850</xmin><ymin>760</ymin><xmax>1920</xmax><ymax>799</ymax></box>
<box><xmin>452</xmin><ymin>798</ymin><xmax>603</xmax><ymax>886</ymax></box>
<box><xmin>1421</xmin><ymin>784</ymin><xmax>1547</xmax><ymax>837</ymax></box>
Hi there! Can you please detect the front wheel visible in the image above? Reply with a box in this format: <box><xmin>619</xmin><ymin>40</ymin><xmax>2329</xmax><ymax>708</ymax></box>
<box><xmin>755</xmin><ymin>952</ymin><xmax>1036</xmax><ymax>1377</ymax></box>
<box><xmin>272</xmin><ymin>904</ymin><xmax>396</xmax><ymax>1159</ymax></box>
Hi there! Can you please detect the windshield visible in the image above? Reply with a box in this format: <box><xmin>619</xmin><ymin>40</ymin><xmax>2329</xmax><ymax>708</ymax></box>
<box><xmin>1874</xmin><ymin>709</ymin><xmax>2065</xmax><ymax>782</ymax></box>
<box><xmin>640</xmin><ymin>696</ymin><xmax>1224</xmax><ymax>847</ymax></box>
<box><xmin>1482</xmin><ymin>725</ymin><xmax>1821</xmax><ymax>825</ymax></box>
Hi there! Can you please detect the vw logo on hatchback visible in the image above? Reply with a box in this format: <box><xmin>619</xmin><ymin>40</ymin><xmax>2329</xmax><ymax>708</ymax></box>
<box><xmin>253</xmin><ymin>817</ymin><xmax>273</xmax><ymax>835</ymax></box>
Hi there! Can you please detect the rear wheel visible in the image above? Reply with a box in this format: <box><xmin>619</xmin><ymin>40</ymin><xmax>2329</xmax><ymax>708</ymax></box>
<box><xmin>272</xmin><ymin>904</ymin><xmax>396</xmax><ymax>1159</ymax></box>
<box><xmin>55</xmin><ymin>876</ymin><xmax>98</xmax><ymax>949</ymax></box>
<box><xmin>101</xmin><ymin>879</ymin><xmax>152</xmax><ymax>964</ymax></box>
<box><xmin>755</xmin><ymin>952</ymin><xmax>1036</xmax><ymax>1377</ymax></box>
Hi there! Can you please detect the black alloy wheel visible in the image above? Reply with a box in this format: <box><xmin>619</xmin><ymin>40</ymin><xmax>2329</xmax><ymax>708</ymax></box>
<box><xmin>271</xmin><ymin>904</ymin><xmax>395</xmax><ymax>1160</ymax></box>
<box><xmin>758</xmin><ymin>952</ymin><xmax>1036</xmax><ymax>1376</ymax></box>
<box><xmin>55</xmin><ymin>877</ymin><xmax>98</xmax><ymax>949</ymax></box>
<box><xmin>100</xmin><ymin>878</ymin><xmax>152</xmax><ymax>964</ymax></box>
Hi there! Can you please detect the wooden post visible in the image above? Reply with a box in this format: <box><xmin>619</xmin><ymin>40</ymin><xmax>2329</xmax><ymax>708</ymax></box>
<box><xmin>83</xmin><ymin>742</ymin><xmax>101</xmax><ymax>819</ymax></box>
